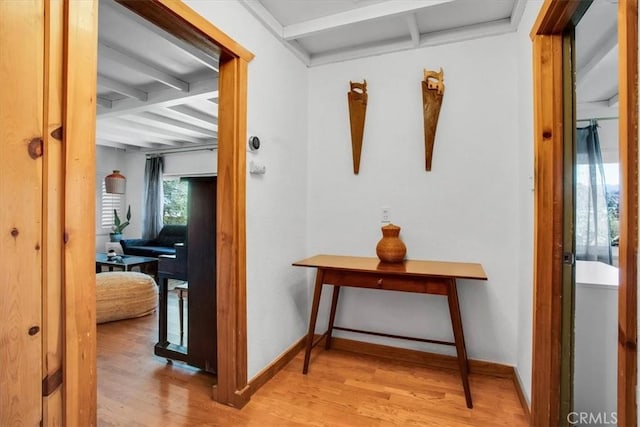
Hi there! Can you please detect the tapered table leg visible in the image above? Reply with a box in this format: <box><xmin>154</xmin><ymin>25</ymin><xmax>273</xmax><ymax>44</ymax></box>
<box><xmin>303</xmin><ymin>269</ymin><xmax>325</xmax><ymax>374</ymax></box>
<box><xmin>447</xmin><ymin>279</ymin><xmax>472</xmax><ymax>408</ymax></box>
<box><xmin>325</xmin><ymin>285</ymin><xmax>341</xmax><ymax>350</ymax></box>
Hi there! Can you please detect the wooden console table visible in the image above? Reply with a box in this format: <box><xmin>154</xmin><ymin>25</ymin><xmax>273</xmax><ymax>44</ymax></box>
<box><xmin>292</xmin><ymin>254</ymin><xmax>487</xmax><ymax>409</ymax></box>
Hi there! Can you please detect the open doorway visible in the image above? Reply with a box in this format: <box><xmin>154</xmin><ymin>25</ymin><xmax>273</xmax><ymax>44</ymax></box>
<box><xmin>529</xmin><ymin>1</ymin><xmax>638</xmax><ymax>425</ymax></box>
<box><xmin>56</xmin><ymin>0</ymin><xmax>253</xmax><ymax>420</ymax></box>
<box><xmin>572</xmin><ymin>1</ymin><xmax>620</xmax><ymax>422</ymax></box>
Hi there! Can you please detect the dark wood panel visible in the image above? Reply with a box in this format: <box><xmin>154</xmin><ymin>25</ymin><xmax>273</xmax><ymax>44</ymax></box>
<box><xmin>187</xmin><ymin>177</ymin><xmax>218</xmax><ymax>373</ymax></box>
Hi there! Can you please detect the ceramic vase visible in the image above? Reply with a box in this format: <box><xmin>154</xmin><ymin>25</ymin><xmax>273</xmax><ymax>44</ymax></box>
<box><xmin>376</xmin><ymin>223</ymin><xmax>406</xmax><ymax>263</ymax></box>
<box><xmin>110</xmin><ymin>233</ymin><xmax>122</xmax><ymax>243</ymax></box>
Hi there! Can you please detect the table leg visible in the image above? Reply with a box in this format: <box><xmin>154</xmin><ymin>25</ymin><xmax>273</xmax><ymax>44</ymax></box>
<box><xmin>303</xmin><ymin>269</ymin><xmax>325</xmax><ymax>374</ymax></box>
<box><xmin>447</xmin><ymin>279</ymin><xmax>473</xmax><ymax>409</ymax></box>
<box><xmin>325</xmin><ymin>285</ymin><xmax>341</xmax><ymax>350</ymax></box>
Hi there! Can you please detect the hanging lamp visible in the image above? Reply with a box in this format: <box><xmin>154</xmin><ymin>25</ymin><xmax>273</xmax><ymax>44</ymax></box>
<box><xmin>105</xmin><ymin>170</ymin><xmax>126</xmax><ymax>194</ymax></box>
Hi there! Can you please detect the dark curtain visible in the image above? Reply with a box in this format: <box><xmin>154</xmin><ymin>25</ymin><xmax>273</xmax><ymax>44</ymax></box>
<box><xmin>575</xmin><ymin>121</ymin><xmax>612</xmax><ymax>264</ymax></box>
<box><xmin>142</xmin><ymin>156</ymin><xmax>164</xmax><ymax>240</ymax></box>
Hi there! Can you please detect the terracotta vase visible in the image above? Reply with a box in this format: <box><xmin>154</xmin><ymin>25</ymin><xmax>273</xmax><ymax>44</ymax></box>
<box><xmin>376</xmin><ymin>223</ymin><xmax>406</xmax><ymax>263</ymax></box>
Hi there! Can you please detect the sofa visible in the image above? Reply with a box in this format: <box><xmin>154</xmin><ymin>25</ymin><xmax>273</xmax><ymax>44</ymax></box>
<box><xmin>120</xmin><ymin>224</ymin><xmax>187</xmax><ymax>258</ymax></box>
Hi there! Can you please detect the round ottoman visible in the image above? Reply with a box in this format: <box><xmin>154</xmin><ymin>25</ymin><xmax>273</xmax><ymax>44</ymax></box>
<box><xmin>96</xmin><ymin>272</ymin><xmax>158</xmax><ymax>324</ymax></box>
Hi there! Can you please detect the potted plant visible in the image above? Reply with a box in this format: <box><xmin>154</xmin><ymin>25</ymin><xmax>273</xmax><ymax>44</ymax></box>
<box><xmin>110</xmin><ymin>205</ymin><xmax>131</xmax><ymax>242</ymax></box>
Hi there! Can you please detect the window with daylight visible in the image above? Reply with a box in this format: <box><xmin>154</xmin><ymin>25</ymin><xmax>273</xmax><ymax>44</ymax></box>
<box><xmin>163</xmin><ymin>177</ymin><xmax>188</xmax><ymax>225</ymax></box>
<box><xmin>97</xmin><ymin>174</ymin><xmax>124</xmax><ymax>232</ymax></box>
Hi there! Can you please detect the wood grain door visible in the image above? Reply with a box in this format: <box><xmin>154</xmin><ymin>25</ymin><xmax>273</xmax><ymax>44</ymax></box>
<box><xmin>0</xmin><ymin>1</ymin><xmax>44</xmax><ymax>424</ymax></box>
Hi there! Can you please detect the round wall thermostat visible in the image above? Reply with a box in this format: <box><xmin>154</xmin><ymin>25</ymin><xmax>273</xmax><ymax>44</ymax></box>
<box><xmin>248</xmin><ymin>136</ymin><xmax>260</xmax><ymax>151</ymax></box>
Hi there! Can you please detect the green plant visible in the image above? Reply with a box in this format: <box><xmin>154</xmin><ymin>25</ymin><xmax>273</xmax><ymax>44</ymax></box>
<box><xmin>112</xmin><ymin>205</ymin><xmax>131</xmax><ymax>234</ymax></box>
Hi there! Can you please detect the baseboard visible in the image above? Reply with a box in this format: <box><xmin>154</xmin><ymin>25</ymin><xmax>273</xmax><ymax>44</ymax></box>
<box><xmin>247</xmin><ymin>336</ymin><xmax>306</xmax><ymax>396</ymax></box>
<box><xmin>328</xmin><ymin>336</ymin><xmax>514</xmax><ymax>378</ymax></box>
<box><xmin>513</xmin><ymin>369</ymin><xmax>531</xmax><ymax>424</ymax></box>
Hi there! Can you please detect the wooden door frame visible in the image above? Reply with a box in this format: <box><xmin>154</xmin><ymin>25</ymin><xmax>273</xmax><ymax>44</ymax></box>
<box><xmin>64</xmin><ymin>1</ymin><xmax>254</xmax><ymax>422</ymax></box>
<box><xmin>530</xmin><ymin>1</ymin><xmax>638</xmax><ymax>425</ymax></box>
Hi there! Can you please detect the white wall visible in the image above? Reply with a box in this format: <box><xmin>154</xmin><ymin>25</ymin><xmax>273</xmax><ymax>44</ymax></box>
<box><xmin>185</xmin><ymin>0</ymin><xmax>309</xmax><ymax>379</ymax></box>
<box><xmin>515</xmin><ymin>0</ymin><xmax>543</xmax><ymax>406</ymax></box>
<box><xmin>307</xmin><ymin>35</ymin><xmax>520</xmax><ymax>364</ymax></box>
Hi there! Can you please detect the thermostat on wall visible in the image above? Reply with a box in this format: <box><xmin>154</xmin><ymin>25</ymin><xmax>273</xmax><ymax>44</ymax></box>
<box><xmin>248</xmin><ymin>136</ymin><xmax>260</xmax><ymax>151</ymax></box>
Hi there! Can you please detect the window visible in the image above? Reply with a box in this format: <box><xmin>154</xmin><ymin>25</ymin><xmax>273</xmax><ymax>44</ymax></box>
<box><xmin>97</xmin><ymin>173</ymin><xmax>124</xmax><ymax>232</ymax></box>
<box><xmin>603</xmin><ymin>163</ymin><xmax>620</xmax><ymax>245</ymax></box>
<box><xmin>163</xmin><ymin>178</ymin><xmax>188</xmax><ymax>225</ymax></box>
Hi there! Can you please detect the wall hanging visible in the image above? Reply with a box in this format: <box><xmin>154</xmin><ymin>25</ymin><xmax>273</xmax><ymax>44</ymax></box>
<box><xmin>421</xmin><ymin>68</ymin><xmax>445</xmax><ymax>171</ymax></box>
<box><xmin>347</xmin><ymin>80</ymin><xmax>367</xmax><ymax>174</ymax></box>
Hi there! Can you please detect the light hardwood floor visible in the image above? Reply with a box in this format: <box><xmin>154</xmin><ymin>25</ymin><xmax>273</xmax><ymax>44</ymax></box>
<box><xmin>97</xmin><ymin>297</ymin><xmax>528</xmax><ymax>426</ymax></box>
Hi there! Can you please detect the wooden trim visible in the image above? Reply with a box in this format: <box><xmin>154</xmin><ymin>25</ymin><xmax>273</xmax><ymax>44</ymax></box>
<box><xmin>117</xmin><ymin>0</ymin><xmax>254</xmax><ymax>62</ymax></box>
<box><xmin>530</xmin><ymin>0</ymin><xmax>582</xmax><ymax>37</ymax></box>
<box><xmin>43</xmin><ymin>0</ymin><xmax>64</xmax><ymax>423</ymax></box>
<box><xmin>327</xmin><ymin>336</ymin><xmax>514</xmax><ymax>378</ymax></box>
<box><xmin>62</xmin><ymin>1</ymin><xmax>98</xmax><ymax>425</ymax></box>
<box><xmin>0</xmin><ymin>1</ymin><xmax>45</xmax><ymax>424</ymax></box>
<box><xmin>530</xmin><ymin>34</ymin><xmax>565</xmax><ymax>427</ymax></box>
<box><xmin>617</xmin><ymin>0</ymin><xmax>638</xmax><ymax>425</ymax></box>
<box><xmin>531</xmin><ymin>1</ymin><xmax>639</xmax><ymax>425</ymax></box>
<box><xmin>211</xmin><ymin>55</ymin><xmax>250</xmax><ymax>408</ymax></box>
<box><xmin>513</xmin><ymin>372</ymin><xmax>532</xmax><ymax>424</ymax></box>
<box><xmin>247</xmin><ymin>336</ymin><xmax>307</xmax><ymax>395</ymax></box>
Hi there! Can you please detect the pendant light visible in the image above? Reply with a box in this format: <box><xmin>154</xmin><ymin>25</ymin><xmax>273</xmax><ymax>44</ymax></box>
<box><xmin>105</xmin><ymin>170</ymin><xmax>126</xmax><ymax>194</ymax></box>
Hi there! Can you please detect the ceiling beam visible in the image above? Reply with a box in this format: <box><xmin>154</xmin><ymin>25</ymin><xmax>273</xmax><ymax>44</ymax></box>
<box><xmin>282</xmin><ymin>0</ymin><xmax>454</xmax><ymax>41</ymax></box>
<box><xmin>124</xmin><ymin>111</ymin><xmax>217</xmax><ymax>137</ymax></box>
<box><xmin>97</xmin><ymin>97</ymin><xmax>113</xmax><ymax>109</ymax></box>
<box><xmin>100</xmin><ymin>117</ymin><xmax>211</xmax><ymax>144</ymax></box>
<box><xmin>406</xmin><ymin>14</ymin><xmax>420</xmax><ymax>48</ymax></box>
<box><xmin>238</xmin><ymin>0</ymin><xmax>310</xmax><ymax>65</ymax></box>
<box><xmin>97</xmin><ymin>78</ymin><xmax>218</xmax><ymax>119</ymax></box>
<box><xmin>310</xmin><ymin>19</ymin><xmax>512</xmax><ymax>67</ymax></box>
<box><xmin>577</xmin><ymin>26</ymin><xmax>617</xmax><ymax>85</ymax></box>
<box><xmin>96</xmin><ymin>138</ymin><xmax>152</xmax><ymax>149</ymax></box>
<box><xmin>608</xmin><ymin>93</ymin><xmax>619</xmax><ymax>107</ymax></box>
<box><xmin>509</xmin><ymin>0</ymin><xmax>527</xmax><ymax>31</ymax></box>
<box><xmin>95</xmin><ymin>128</ymin><xmax>183</xmax><ymax>147</ymax></box>
<box><xmin>99</xmin><ymin>42</ymin><xmax>190</xmax><ymax>92</ymax></box>
<box><xmin>98</xmin><ymin>75</ymin><xmax>148</xmax><ymax>101</ymax></box>
<box><xmin>149</xmin><ymin>106</ymin><xmax>218</xmax><ymax>130</ymax></box>
<box><xmin>103</xmin><ymin>0</ymin><xmax>220</xmax><ymax>72</ymax></box>
<box><xmin>167</xmin><ymin>104</ymin><xmax>219</xmax><ymax>127</ymax></box>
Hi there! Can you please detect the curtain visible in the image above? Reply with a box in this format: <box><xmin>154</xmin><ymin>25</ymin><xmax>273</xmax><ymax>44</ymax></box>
<box><xmin>142</xmin><ymin>156</ymin><xmax>164</xmax><ymax>240</ymax></box>
<box><xmin>575</xmin><ymin>121</ymin><xmax>612</xmax><ymax>264</ymax></box>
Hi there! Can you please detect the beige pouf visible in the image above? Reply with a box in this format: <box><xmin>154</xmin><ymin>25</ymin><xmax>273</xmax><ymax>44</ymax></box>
<box><xmin>96</xmin><ymin>272</ymin><xmax>158</xmax><ymax>324</ymax></box>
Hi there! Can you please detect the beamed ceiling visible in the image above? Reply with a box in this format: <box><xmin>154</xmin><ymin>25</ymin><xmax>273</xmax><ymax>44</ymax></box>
<box><xmin>97</xmin><ymin>0</ymin><xmax>617</xmax><ymax>150</ymax></box>
<box><xmin>96</xmin><ymin>0</ymin><xmax>219</xmax><ymax>151</ymax></box>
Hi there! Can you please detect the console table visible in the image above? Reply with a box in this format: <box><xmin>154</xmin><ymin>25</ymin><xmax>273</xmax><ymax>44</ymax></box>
<box><xmin>292</xmin><ymin>254</ymin><xmax>487</xmax><ymax>409</ymax></box>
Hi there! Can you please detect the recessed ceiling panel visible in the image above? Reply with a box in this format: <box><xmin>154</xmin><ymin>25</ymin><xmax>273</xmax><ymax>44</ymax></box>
<box><xmin>259</xmin><ymin>0</ymin><xmax>388</xmax><ymax>26</ymax></box>
<box><xmin>416</xmin><ymin>0</ymin><xmax>514</xmax><ymax>34</ymax></box>
<box><xmin>298</xmin><ymin>15</ymin><xmax>410</xmax><ymax>55</ymax></box>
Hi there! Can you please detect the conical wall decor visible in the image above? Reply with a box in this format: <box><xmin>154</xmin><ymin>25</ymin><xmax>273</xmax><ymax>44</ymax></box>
<box><xmin>347</xmin><ymin>80</ymin><xmax>368</xmax><ymax>174</ymax></box>
<box><xmin>421</xmin><ymin>68</ymin><xmax>445</xmax><ymax>171</ymax></box>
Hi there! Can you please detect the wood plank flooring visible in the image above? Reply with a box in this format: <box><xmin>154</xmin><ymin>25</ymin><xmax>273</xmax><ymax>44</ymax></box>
<box><xmin>97</xmin><ymin>295</ymin><xmax>528</xmax><ymax>426</ymax></box>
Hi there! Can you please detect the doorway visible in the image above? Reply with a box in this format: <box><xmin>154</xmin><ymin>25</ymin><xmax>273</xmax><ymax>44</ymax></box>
<box><xmin>530</xmin><ymin>1</ymin><xmax>638</xmax><ymax>426</ymax></box>
<box><xmin>572</xmin><ymin>1</ymin><xmax>620</xmax><ymax>422</ymax></box>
